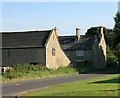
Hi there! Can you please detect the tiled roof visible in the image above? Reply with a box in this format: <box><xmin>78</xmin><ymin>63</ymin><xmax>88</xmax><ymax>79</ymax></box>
<box><xmin>1</xmin><ymin>30</ymin><xmax>51</xmax><ymax>49</ymax></box>
<box><xmin>58</xmin><ymin>35</ymin><xmax>95</xmax><ymax>50</ymax></box>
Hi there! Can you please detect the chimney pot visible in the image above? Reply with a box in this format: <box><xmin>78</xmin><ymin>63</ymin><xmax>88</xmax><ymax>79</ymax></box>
<box><xmin>54</xmin><ymin>27</ymin><xmax>58</xmax><ymax>37</ymax></box>
<box><xmin>100</xmin><ymin>26</ymin><xmax>103</xmax><ymax>34</ymax></box>
<box><xmin>76</xmin><ymin>28</ymin><xmax>80</xmax><ymax>41</ymax></box>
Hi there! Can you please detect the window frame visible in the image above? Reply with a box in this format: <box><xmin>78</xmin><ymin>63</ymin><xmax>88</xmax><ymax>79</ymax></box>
<box><xmin>76</xmin><ymin>50</ymin><xmax>84</xmax><ymax>56</ymax></box>
<box><xmin>52</xmin><ymin>48</ymin><xmax>56</xmax><ymax>56</ymax></box>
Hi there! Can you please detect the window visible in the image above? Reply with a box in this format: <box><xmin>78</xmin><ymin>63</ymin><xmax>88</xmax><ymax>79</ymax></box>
<box><xmin>52</xmin><ymin>48</ymin><xmax>56</xmax><ymax>56</ymax></box>
<box><xmin>76</xmin><ymin>50</ymin><xmax>84</xmax><ymax>56</ymax></box>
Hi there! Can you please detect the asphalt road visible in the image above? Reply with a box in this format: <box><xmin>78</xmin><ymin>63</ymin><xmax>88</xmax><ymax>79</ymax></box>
<box><xmin>2</xmin><ymin>71</ymin><xmax>119</xmax><ymax>97</ymax></box>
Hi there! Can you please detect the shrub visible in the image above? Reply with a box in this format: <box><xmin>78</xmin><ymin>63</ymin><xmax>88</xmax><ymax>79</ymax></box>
<box><xmin>3</xmin><ymin>63</ymin><xmax>114</xmax><ymax>83</ymax></box>
<box><xmin>106</xmin><ymin>52</ymin><xmax>118</xmax><ymax>67</ymax></box>
<box><xmin>3</xmin><ymin>70</ymin><xmax>20</xmax><ymax>79</ymax></box>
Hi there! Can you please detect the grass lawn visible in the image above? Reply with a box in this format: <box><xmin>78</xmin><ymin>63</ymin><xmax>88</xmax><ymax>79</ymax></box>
<box><xmin>21</xmin><ymin>74</ymin><xmax>120</xmax><ymax>96</ymax></box>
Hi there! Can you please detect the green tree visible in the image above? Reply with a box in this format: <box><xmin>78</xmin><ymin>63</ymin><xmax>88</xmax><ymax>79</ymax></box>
<box><xmin>104</xmin><ymin>29</ymin><xmax>115</xmax><ymax>49</ymax></box>
<box><xmin>85</xmin><ymin>27</ymin><xmax>99</xmax><ymax>35</ymax></box>
<box><xmin>114</xmin><ymin>12</ymin><xmax>120</xmax><ymax>47</ymax></box>
<box><xmin>113</xmin><ymin>12</ymin><xmax>120</xmax><ymax>66</ymax></box>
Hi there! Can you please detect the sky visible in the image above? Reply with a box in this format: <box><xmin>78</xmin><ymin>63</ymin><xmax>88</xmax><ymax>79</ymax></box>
<box><xmin>2</xmin><ymin>2</ymin><xmax>118</xmax><ymax>35</ymax></box>
<box><xmin>118</xmin><ymin>1</ymin><xmax>120</xmax><ymax>12</ymax></box>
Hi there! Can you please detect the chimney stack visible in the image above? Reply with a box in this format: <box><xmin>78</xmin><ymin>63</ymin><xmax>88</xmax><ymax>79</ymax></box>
<box><xmin>100</xmin><ymin>26</ymin><xmax>103</xmax><ymax>34</ymax></box>
<box><xmin>76</xmin><ymin>28</ymin><xmax>80</xmax><ymax>41</ymax></box>
<box><xmin>98</xmin><ymin>26</ymin><xmax>103</xmax><ymax>38</ymax></box>
<box><xmin>54</xmin><ymin>27</ymin><xmax>58</xmax><ymax>37</ymax></box>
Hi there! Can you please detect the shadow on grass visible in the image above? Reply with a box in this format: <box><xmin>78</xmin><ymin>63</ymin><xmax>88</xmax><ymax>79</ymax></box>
<box><xmin>99</xmin><ymin>89</ymin><xmax>120</xmax><ymax>91</ymax></box>
<box><xmin>88</xmin><ymin>77</ymin><xmax>120</xmax><ymax>84</ymax></box>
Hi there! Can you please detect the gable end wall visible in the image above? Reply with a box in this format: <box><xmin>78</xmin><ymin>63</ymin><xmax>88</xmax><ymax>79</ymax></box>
<box><xmin>46</xmin><ymin>30</ymin><xmax>70</xmax><ymax>69</ymax></box>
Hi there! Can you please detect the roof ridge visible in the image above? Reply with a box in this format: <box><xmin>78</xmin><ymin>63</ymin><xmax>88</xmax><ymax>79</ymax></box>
<box><xmin>58</xmin><ymin>35</ymin><xmax>94</xmax><ymax>37</ymax></box>
<box><xmin>1</xmin><ymin>30</ymin><xmax>51</xmax><ymax>34</ymax></box>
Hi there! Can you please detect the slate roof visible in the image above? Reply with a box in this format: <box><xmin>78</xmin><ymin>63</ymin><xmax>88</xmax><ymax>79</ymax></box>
<box><xmin>58</xmin><ymin>35</ymin><xmax>95</xmax><ymax>50</ymax></box>
<box><xmin>1</xmin><ymin>30</ymin><xmax>51</xmax><ymax>49</ymax></box>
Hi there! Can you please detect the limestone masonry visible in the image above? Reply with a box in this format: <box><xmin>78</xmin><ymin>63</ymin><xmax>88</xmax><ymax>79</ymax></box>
<box><xmin>1</xmin><ymin>27</ymin><xmax>106</xmax><ymax>69</ymax></box>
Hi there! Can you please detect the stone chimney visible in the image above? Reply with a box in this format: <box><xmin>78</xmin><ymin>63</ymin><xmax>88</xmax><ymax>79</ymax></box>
<box><xmin>54</xmin><ymin>27</ymin><xmax>58</xmax><ymax>37</ymax></box>
<box><xmin>98</xmin><ymin>26</ymin><xmax>103</xmax><ymax>38</ymax></box>
<box><xmin>99</xmin><ymin>26</ymin><xmax>106</xmax><ymax>60</ymax></box>
<box><xmin>76</xmin><ymin>28</ymin><xmax>80</xmax><ymax>41</ymax></box>
<box><xmin>100</xmin><ymin>26</ymin><xmax>104</xmax><ymax>34</ymax></box>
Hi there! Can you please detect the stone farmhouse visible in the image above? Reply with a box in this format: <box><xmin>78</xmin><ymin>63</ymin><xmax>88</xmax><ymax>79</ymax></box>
<box><xmin>58</xmin><ymin>27</ymin><xmax>106</xmax><ymax>68</ymax></box>
<box><xmin>1</xmin><ymin>28</ymin><xmax>70</xmax><ymax>69</ymax></box>
<box><xmin>1</xmin><ymin>26</ymin><xmax>106</xmax><ymax>69</ymax></box>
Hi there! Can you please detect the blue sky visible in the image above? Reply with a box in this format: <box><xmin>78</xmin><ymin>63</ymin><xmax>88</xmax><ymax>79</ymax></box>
<box><xmin>2</xmin><ymin>2</ymin><xmax>118</xmax><ymax>35</ymax></box>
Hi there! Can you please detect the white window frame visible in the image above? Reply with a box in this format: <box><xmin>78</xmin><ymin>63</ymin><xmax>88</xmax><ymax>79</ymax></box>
<box><xmin>76</xmin><ymin>50</ymin><xmax>84</xmax><ymax>56</ymax></box>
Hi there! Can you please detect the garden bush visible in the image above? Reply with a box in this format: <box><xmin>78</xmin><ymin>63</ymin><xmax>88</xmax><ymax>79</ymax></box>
<box><xmin>106</xmin><ymin>52</ymin><xmax>118</xmax><ymax>67</ymax></box>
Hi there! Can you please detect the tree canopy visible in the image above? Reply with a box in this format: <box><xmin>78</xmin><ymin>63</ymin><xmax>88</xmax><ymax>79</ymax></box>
<box><xmin>113</xmin><ymin>12</ymin><xmax>120</xmax><ymax>63</ymax></box>
<box><xmin>114</xmin><ymin>12</ymin><xmax>120</xmax><ymax>47</ymax></box>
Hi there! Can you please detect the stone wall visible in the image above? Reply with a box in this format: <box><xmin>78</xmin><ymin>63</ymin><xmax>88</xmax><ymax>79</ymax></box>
<box><xmin>92</xmin><ymin>36</ymin><xmax>106</xmax><ymax>68</ymax></box>
<box><xmin>64</xmin><ymin>36</ymin><xmax>106</xmax><ymax>68</ymax></box>
<box><xmin>99</xmin><ymin>28</ymin><xmax>106</xmax><ymax>60</ymax></box>
<box><xmin>64</xmin><ymin>50</ymin><xmax>93</xmax><ymax>66</ymax></box>
<box><xmin>46</xmin><ymin>30</ymin><xmax>70</xmax><ymax>69</ymax></box>
<box><xmin>2</xmin><ymin>48</ymin><xmax>45</xmax><ymax>66</ymax></box>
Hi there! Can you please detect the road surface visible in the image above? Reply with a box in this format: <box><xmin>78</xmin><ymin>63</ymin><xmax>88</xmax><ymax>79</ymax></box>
<box><xmin>2</xmin><ymin>71</ymin><xmax>119</xmax><ymax>97</ymax></box>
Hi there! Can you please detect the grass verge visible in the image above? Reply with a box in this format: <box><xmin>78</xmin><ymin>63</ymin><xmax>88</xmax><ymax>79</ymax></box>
<box><xmin>21</xmin><ymin>74</ymin><xmax>120</xmax><ymax>96</ymax></box>
<box><xmin>2</xmin><ymin>64</ymin><xmax>78</xmax><ymax>83</ymax></box>
<box><xmin>2</xmin><ymin>64</ymin><xmax>119</xmax><ymax>83</ymax></box>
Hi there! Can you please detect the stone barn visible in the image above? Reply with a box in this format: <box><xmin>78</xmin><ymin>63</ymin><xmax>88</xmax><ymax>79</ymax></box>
<box><xmin>1</xmin><ymin>28</ymin><xmax>70</xmax><ymax>69</ymax></box>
